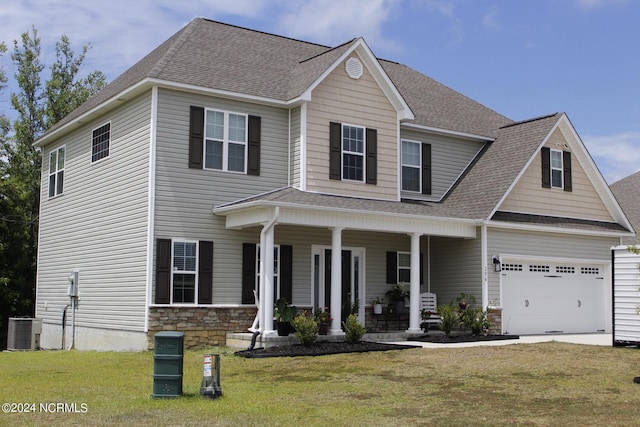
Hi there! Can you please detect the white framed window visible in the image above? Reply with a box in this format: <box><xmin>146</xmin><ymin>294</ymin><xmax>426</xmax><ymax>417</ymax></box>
<box><xmin>204</xmin><ymin>109</ymin><xmax>247</xmax><ymax>173</ymax></box>
<box><xmin>91</xmin><ymin>122</ymin><xmax>111</xmax><ymax>163</ymax></box>
<box><xmin>48</xmin><ymin>146</ymin><xmax>65</xmax><ymax>198</ymax></box>
<box><xmin>256</xmin><ymin>244</ymin><xmax>280</xmax><ymax>301</ymax></box>
<box><xmin>401</xmin><ymin>140</ymin><xmax>421</xmax><ymax>192</ymax></box>
<box><xmin>342</xmin><ymin>124</ymin><xmax>365</xmax><ymax>181</ymax></box>
<box><xmin>172</xmin><ymin>240</ymin><xmax>198</xmax><ymax>304</ymax></box>
<box><xmin>397</xmin><ymin>252</ymin><xmax>411</xmax><ymax>283</ymax></box>
<box><xmin>550</xmin><ymin>149</ymin><xmax>563</xmax><ymax>188</ymax></box>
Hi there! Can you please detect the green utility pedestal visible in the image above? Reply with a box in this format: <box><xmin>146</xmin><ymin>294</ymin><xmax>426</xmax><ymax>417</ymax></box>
<box><xmin>152</xmin><ymin>331</ymin><xmax>184</xmax><ymax>398</ymax></box>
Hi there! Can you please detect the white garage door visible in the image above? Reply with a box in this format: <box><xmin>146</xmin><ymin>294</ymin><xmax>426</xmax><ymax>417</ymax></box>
<box><xmin>501</xmin><ymin>260</ymin><xmax>607</xmax><ymax>335</ymax></box>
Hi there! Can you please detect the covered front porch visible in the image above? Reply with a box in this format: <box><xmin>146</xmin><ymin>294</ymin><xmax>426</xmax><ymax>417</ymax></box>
<box><xmin>214</xmin><ymin>187</ymin><xmax>480</xmax><ymax>337</ymax></box>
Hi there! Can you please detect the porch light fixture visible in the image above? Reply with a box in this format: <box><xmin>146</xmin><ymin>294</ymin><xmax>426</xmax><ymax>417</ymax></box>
<box><xmin>492</xmin><ymin>256</ymin><xmax>501</xmax><ymax>272</ymax></box>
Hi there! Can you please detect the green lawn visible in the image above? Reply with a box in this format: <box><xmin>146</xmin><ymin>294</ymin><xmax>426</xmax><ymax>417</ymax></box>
<box><xmin>1</xmin><ymin>342</ymin><xmax>640</xmax><ymax>426</ymax></box>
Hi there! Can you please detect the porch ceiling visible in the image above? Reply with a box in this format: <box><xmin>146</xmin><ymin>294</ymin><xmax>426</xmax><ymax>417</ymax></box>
<box><xmin>213</xmin><ymin>188</ymin><xmax>478</xmax><ymax>238</ymax></box>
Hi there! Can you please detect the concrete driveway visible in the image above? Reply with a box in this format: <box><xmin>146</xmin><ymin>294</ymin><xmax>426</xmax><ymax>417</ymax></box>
<box><xmin>389</xmin><ymin>333</ymin><xmax>612</xmax><ymax>348</ymax></box>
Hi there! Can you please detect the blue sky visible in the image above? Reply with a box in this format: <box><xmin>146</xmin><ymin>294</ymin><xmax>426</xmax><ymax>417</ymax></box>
<box><xmin>1</xmin><ymin>0</ymin><xmax>638</xmax><ymax>183</ymax></box>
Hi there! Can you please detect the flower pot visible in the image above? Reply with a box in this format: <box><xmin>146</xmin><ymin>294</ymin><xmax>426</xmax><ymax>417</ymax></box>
<box><xmin>276</xmin><ymin>321</ymin><xmax>291</xmax><ymax>336</ymax></box>
<box><xmin>318</xmin><ymin>323</ymin><xmax>329</xmax><ymax>335</ymax></box>
<box><xmin>373</xmin><ymin>304</ymin><xmax>383</xmax><ymax>315</ymax></box>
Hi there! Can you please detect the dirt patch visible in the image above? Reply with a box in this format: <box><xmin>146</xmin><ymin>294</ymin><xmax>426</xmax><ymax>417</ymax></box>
<box><xmin>234</xmin><ymin>341</ymin><xmax>417</xmax><ymax>358</ymax></box>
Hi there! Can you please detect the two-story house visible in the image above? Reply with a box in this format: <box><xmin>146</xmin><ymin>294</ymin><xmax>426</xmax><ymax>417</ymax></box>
<box><xmin>34</xmin><ymin>18</ymin><xmax>633</xmax><ymax>350</ymax></box>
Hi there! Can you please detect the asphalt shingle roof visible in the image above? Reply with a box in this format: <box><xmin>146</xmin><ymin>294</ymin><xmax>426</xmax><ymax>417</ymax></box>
<box><xmin>610</xmin><ymin>171</ymin><xmax>640</xmax><ymax>243</ymax></box>
<box><xmin>44</xmin><ymin>18</ymin><xmax>512</xmax><ymax>139</ymax></box>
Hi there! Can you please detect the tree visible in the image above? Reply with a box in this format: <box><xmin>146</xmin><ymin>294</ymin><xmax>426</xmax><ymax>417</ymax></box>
<box><xmin>0</xmin><ymin>27</ymin><xmax>106</xmax><ymax>348</ymax></box>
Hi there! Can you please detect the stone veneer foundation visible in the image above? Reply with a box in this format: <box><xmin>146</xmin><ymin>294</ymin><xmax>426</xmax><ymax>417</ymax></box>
<box><xmin>148</xmin><ymin>307</ymin><xmax>257</xmax><ymax>349</ymax></box>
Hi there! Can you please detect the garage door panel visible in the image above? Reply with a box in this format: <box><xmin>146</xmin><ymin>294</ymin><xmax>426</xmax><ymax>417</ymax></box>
<box><xmin>501</xmin><ymin>260</ymin><xmax>605</xmax><ymax>335</ymax></box>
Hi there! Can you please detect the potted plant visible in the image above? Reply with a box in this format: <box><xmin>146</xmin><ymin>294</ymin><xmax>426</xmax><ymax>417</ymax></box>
<box><xmin>455</xmin><ymin>292</ymin><xmax>476</xmax><ymax>310</ymax></box>
<box><xmin>372</xmin><ymin>297</ymin><xmax>385</xmax><ymax>315</ymax></box>
<box><xmin>386</xmin><ymin>283</ymin><xmax>409</xmax><ymax>314</ymax></box>
<box><xmin>274</xmin><ymin>298</ymin><xmax>296</xmax><ymax>336</ymax></box>
<box><xmin>314</xmin><ymin>307</ymin><xmax>332</xmax><ymax>335</ymax></box>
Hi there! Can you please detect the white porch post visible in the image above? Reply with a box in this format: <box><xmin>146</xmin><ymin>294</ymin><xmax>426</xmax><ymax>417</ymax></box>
<box><xmin>407</xmin><ymin>232</ymin><xmax>422</xmax><ymax>333</ymax></box>
<box><xmin>330</xmin><ymin>227</ymin><xmax>344</xmax><ymax>335</ymax></box>
<box><xmin>262</xmin><ymin>222</ymin><xmax>276</xmax><ymax>334</ymax></box>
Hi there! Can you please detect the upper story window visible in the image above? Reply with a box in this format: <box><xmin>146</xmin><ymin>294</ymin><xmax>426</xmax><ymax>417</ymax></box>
<box><xmin>342</xmin><ymin>125</ymin><xmax>365</xmax><ymax>181</ymax></box>
<box><xmin>92</xmin><ymin>123</ymin><xmax>111</xmax><ymax>162</ymax></box>
<box><xmin>541</xmin><ymin>147</ymin><xmax>572</xmax><ymax>192</ymax></box>
<box><xmin>401</xmin><ymin>140</ymin><xmax>421</xmax><ymax>192</ymax></box>
<box><xmin>329</xmin><ymin>122</ymin><xmax>377</xmax><ymax>184</ymax></box>
<box><xmin>48</xmin><ymin>146</ymin><xmax>65</xmax><ymax>198</ymax></box>
<box><xmin>204</xmin><ymin>109</ymin><xmax>247</xmax><ymax>173</ymax></box>
<box><xmin>550</xmin><ymin>149</ymin><xmax>563</xmax><ymax>188</ymax></box>
<box><xmin>401</xmin><ymin>140</ymin><xmax>431</xmax><ymax>195</ymax></box>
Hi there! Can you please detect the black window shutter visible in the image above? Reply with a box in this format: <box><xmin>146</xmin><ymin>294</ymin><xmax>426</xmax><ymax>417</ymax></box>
<box><xmin>280</xmin><ymin>245</ymin><xmax>293</xmax><ymax>303</ymax></box>
<box><xmin>242</xmin><ymin>243</ymin><xmax>257</xmax><ymax>304</ymax></box>
<box><xmin>541</xmin><ymin>147</ymin><xmax>551</xmax><ymax>188</ymax></box>
<box><xmin>155</xmin><ymin>239</ymin><xmax>171</xmax><ymax>304</ymax></box>
<box><xmin>563</xmin><ymin>151</ymin><xmax>572</xmax><ymax>192</ymax></box>
<box><xmin>422</xmin><ymin>143</ymin><xmax>432</xmax><ymax>195</ymax></box>
<box><xmin>198</xmin><ymin>241</ymin><xmax>213</xmax><ymax>304</ymax></box>
<box><xmin>189</xmin><ymin>106</ymin><xmax>204</xmax><ymax>169</ymax></box>
<box><xmin>366</xmin><ymin>128</ymin><xmax>377</xmax><ymax>185</ymax></box>
<box><xmin>329</xmin><ymin>122</ymin><xmax>342</xmax><ymax>180</ymax></box>
<box><xmin>247</xmin><ymin>115</ymin><xmax>261</xmax><ymax>175</ymax></box>
<box><xmin>386</xmin><ymin>251</ymin><xmax>397</xmax><ymax>284</ymax></box>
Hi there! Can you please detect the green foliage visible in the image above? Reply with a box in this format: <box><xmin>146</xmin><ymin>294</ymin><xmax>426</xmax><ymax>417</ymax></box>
<box><xmin>293</xmin><ymin>311</ymin><xmax>318</xmax><ymax>346</ymax></box>
<box><xmin>460</xmin><ymin>307</ymin><xmax>490</xmax><ymax>335</ymax></box>
<box><xmin>385</xmin><ymin>283</ymin><xmax>409</xmax><ymax>302</ymax></box>
<box><xmin>274</xmin><ymin>298</ymin><xmax>296</xmax><ymax>323</ymax></box>
<box><xmin>342</xmin><ymin>314</ymin><xmax>366</xmax><ymax>343</ymax></box>
<box><xmin>437</xmin><ymin>304</ymin><xmax>459</xmax><ymax>337</ymax></box>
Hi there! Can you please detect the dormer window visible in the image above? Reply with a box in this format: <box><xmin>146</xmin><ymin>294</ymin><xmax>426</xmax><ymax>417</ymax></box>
<box><xmin>401</xmin><ymin>139</ymin><xmax>431</xmax><ymax>195</ymax></box>
<box><xmin>550</xmin><ymin>149</ymin><xmax>563</xmax><ymax>188</ymax></box>
<box><xmin>342</xmin><ymin>125</ymin><xmax>365</xmax><ymax>182</ymax></box>
<box><xmin>329</xmin><ymin>122</ymin><xmax>377</xmax><ymax>184</ymax></box>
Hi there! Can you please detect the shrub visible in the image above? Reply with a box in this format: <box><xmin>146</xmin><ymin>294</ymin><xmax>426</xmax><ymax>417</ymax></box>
<box><xmin>437</xmin><ymin>304</ymin><xmax>459</xmax><ymax>337</ymax></box>
<box><xmin>460</xmin><ymin>307</ymin><xmax>489</xmax><ymax>335</ymax></box>
<box><xmin>342</xmin><ymin>314</ymin><xmax>366</xmax><ymax>343</ymax></box>
<box><xmin>293</xmin><ymin>312</ymin><xmax>318</xmax><ymax>346</ymax></box>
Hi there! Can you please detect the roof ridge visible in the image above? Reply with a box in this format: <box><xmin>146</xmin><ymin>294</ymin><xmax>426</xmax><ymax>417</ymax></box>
<box><xmin>298</xmin><ymin>38</ymin><xmax>357</xmax><ymax>64</ymax></box>
<box><xmin>201</xmin><ymin>18</ymin><xmax>332</xmax><ymax>50</ymax></box>
<box><xmin>499</xmin><ymin>113</ymin><xmax>559</xmax><ymax>129</ymax></box>
<box><xmin>149</xmin><ymin>17</ymin><xmax>203</xmax><ymax>78</ymax></box>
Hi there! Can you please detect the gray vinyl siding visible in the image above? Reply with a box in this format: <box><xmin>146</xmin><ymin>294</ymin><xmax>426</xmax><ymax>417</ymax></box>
<box><xmin>429</xmin><ymin>233</ymin><xmax>483</xmax><ymax>306</ymax></box>
<box><xmin>400</xmin><ymin>128</ymin><xmax>485</xmax><ymax>201</ymax></box>
<box><xmin>487</xmin><ymin>228</ymin><xmax>618</xmax><ymax>305</ymax></box>
<box><xmin>290</xmin><ymin>106</ymin><xmax>301</xmax><ymax>188</ymax></box>
<box><xmin>36</xmin><ymin>92</ymin><xmax>152</xmax><ymax>332</ymax></box>
<box><xmin>152</xmin><ymin>89</ymin><xmax>290</xmax><ymax>304</ymax></box>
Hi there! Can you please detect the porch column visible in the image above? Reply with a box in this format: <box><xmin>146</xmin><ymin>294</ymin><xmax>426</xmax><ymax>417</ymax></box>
<box><xmin>407</xmin><ymin>232</ymin><xmax>422</xmax><ymax>333</ymax></box>
<box><xmin>330</xmin><ymin>227</ymin><xmax>344</xmax><ymax>335</ymax></box>
<box><xmin>262</xmin><ymin>222</ymin><xmax>276</xmax><ymax>334</ymax></box>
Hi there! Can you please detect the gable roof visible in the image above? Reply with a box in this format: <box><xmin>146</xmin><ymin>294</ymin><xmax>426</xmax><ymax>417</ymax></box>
<box><xmin>36</xmin><ymin>18</ymin><xmax>511</xmax><ymax>146</ymax></box>
<box><xmin>610</xmin><ymin>171</ymin><xmax>640</xmax><ymax>243</ymax></box>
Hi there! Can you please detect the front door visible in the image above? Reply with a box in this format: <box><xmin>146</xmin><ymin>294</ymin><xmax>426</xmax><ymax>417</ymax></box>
<box><xmin>312</xmin><ymin>246</ymin><xmax>365</xmax><ymax>323</ymax></box>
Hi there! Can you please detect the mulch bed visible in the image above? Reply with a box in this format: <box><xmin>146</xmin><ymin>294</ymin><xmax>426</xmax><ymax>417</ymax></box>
<box><xmin>408</xmin><ymin>334</ymin><xmax>520</xmax><ymax>344</ymax></box>
<box><xmin>235</xmin><ymin>341</ymin><xmax>417</xmax><ymax>358</ymax></box>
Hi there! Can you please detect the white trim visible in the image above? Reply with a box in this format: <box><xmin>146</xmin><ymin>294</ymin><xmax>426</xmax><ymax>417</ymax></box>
<box><xmin>47</xmin><ymin>145</ymin><xmax>66</xmax><ymax>199</ymax></box>
<box><xmin>401</xmin><ymin>121</ymin><xmax>494</xmax><ymax>142</ymax></box>
<box><xmin>550</xmin><ymin>148</ymin><xmax>564</xmax><ymax>189</ymax></box>
<box><xmin>144</xmin><ymin>86</ymin><xmax>158</xmax><ymax>333</ymax></box>
<box><xmin>287</xmin><ymin>108</ymin><xmax>291</xmax><ymax>187</ymax></box>
<box><xmin>170</xmin><ymin>239</ymin><xmax>199</xmax><ymax>304</ymax></box>
<box><xmin>481</xmin><ymin>224</ymin><xmax>488</xmax><ymax>309</ymax></box>
<box><xmin>300</xmin><ymin>103</ymin><xmax>308</xmax><ymax>191</ymax></box>
<box><xmin>202</xmin><ymin>108</ymin><xmax>248</xmax><ymax>173</ymax></box>
<box><xmin>486</xmin><ymin>218</ymin><xmax>633</xmax><ymax>238</ymax></box>
<box><xmin>341</xmin><ymin>123</ymin><xmax>366</xmax><ymax>183</ymax></box>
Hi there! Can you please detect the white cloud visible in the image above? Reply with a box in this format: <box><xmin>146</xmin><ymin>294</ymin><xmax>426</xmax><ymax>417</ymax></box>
<box><xmin>576</xmin><ymin>0</ymin><xmax>629</xmax><ymax>11</ymax></box>
<box><xmin>482</xmin><ymin>5</ymin><xmax>501</xmax><ymax>31</ymax></box>
<box><xmin>583</xmin><ymin>132</ymin><xmax>640</xmax><ymax>183</ymax></box>
<box><xmin>276</xmin><ymin>0</ymin><xmax>402</xmax><ymax>54</ymax></box>
<box><xmin>419</xmin><ymin>0</ymin><xmax>464</xmax><ymax>44</ymax></box>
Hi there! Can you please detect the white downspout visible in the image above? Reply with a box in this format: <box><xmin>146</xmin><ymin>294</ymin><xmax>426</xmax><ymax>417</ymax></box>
<box><xmin>259</xmin><ymin>207</ymin><xmax>279</xmax><ymax>333</ymax></box>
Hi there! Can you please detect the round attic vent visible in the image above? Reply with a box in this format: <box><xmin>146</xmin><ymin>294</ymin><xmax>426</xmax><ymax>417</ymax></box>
<box><xmin>345</xmin><ymin>57</ymin><xmax>363</xmax><ymax>79</ymax></box>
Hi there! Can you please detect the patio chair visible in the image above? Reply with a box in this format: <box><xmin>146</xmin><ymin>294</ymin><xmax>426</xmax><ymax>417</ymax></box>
<box><xmin>420</xmin><ymin>292</ymin><xmax>440</xmax><ymax>329</ymax></box>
